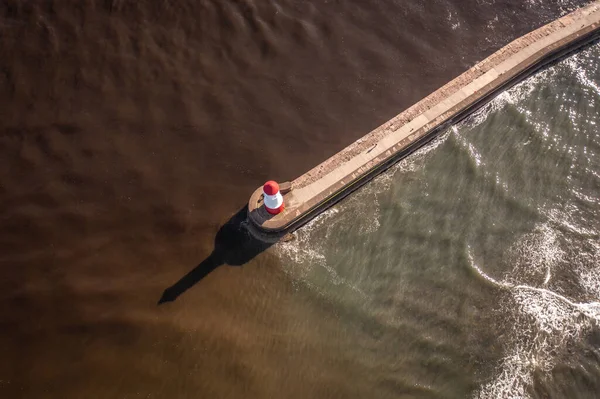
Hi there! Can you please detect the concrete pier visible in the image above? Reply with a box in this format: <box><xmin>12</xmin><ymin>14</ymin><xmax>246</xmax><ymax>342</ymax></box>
<box><xmin>248</xmin><ymin>1</ymin><xmax>600</xmax><ymax>237</ymax></box>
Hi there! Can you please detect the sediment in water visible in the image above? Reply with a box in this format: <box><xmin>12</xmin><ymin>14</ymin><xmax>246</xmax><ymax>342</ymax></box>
<box><xmin>248</xmin><ymin>1</ymin><xmax>600</xmax><ymax>238</ymax></box>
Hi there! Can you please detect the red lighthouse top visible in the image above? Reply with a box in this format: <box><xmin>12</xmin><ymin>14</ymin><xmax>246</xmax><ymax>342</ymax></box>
<box><xmin>263</xmin><ymin>180</ymin><xmax>280</xmax><ymax>196</ymax></box>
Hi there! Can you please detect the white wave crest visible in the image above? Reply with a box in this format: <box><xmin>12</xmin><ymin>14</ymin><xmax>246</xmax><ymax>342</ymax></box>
<box><xmin>563</xmin><ymin>50</ymin><xmax>600</xmax><ymax>97</ymax></box>
<box><xmin>470</xmin><ymin>216</ymin><xmax>600</xmax><ymax>398</ymax></box>
<box><xmin>464</xmin><ymin>69</ymin><xmax>552</xmax><ymax>128</ymax></box>
<box><xmin>507</xmin><ymin>223</ymin><xmax>564</xmax><ymax>286</ymax></box>
<box><xmin>276</xmin><ymin>207</ymin><xmax>339</xmax><ymax>268</ymax></box>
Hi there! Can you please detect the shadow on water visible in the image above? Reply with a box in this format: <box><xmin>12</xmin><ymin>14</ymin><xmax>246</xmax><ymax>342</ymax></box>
<box><xmin>158</xmin><ymin>207</ymin><xmax>273</xmax><ymax>304</ymax></box>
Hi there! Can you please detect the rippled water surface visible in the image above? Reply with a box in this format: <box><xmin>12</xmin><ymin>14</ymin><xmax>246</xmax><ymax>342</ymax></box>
<box><xmin>0</xmin><ymin>1</ymin><xmax>598</xmax><ymax>398</ymax></box>
<box><xmin>280</xmin><ymin>43</ymin><xmax>600</xmax><ymax>398</ymax></box>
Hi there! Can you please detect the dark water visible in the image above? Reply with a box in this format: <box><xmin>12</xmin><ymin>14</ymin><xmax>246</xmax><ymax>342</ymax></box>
<box><xmin>0</xmin><ymin>1</ymin><xmax>597</xmax><ymax>398</ymax></box>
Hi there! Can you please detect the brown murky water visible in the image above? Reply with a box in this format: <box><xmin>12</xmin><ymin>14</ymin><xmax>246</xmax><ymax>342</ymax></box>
<box><xmin>0</xmin><ymin>1</ymin><xmax>595</xmax><ymax>398</ymax></box>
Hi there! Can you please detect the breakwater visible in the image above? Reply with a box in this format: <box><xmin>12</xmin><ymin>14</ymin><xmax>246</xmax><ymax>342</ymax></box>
<box><xmin>248</xmin><ymin>1</ymin><xmax>600</xmax><ymax>237</ymax></box>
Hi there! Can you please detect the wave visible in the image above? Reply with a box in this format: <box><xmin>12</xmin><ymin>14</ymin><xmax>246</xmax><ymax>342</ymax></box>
<box><xmin>469</xmin><ymin>213</ymin><xmax>600</xmax><ymax>398</ymax></box>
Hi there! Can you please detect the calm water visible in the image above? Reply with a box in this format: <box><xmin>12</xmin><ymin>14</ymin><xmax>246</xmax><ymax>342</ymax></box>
<box><xmin>1</xmin><ymin>1</ymin><xmax>598</xmax><ymax>398</ymax></box>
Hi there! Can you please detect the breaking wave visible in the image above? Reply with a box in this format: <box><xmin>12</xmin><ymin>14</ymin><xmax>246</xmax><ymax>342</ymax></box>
<box><xmin>470</xmin><ymin>211</ymin><xmax>600</xmax><ymax>398</ymax></box>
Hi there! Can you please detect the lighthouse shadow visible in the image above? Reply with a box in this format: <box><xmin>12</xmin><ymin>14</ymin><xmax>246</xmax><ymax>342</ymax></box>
<box><xmin>158</xmin><ymin>207</ymin><xmax>273</xmax><ymax>304</ymax></box>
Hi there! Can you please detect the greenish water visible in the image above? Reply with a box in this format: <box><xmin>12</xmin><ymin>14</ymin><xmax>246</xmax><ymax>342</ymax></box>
<box><xmin>278</xmin><ymin>43</ymin><xmax>600</xmax><ymax>398</ymax></box>
<box><xmin>1</xmin><ymin>2</ymin><xmax>597</xmax><ymax>397</ymax></box>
